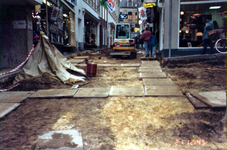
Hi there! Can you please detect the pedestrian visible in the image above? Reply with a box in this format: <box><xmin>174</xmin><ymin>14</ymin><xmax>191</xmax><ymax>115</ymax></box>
<box><xmin>202</xmin><ymin>16</ymin><xmax>214</xmax><ymax>54</ymax></box>
<box><xmin>141</xmin><ymin>27</ymin><xmax>152</xmax><ymax>57</ymax></box>
<box><xmin>134</xmin><ymin>34</ymin><xmax>140</xmax><ymax>50</ymax></box>
<box><xmin>139</xmin><ymin>35</ymin><xmax>144</xmax><ymax>50</ymax></box>
<box><xmin>150</xmin><ymin>35</ymin><xmax>158</xmax><ymax>57</ymax></box>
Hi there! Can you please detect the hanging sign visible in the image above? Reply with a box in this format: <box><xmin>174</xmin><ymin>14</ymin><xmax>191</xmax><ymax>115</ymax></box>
<box><xmin>106</xmin><ymin>0</ymin><xmax>115</xmax><ymax>13</ymax></box>
<box><xmin>138</xmin><ymin>7</ymin><xmax>147</xmax><ymax>21</ymax></box>
<box><xmin>144</xmin><ymin>3</ymin><xmax>156</xmax><ymax>8</ymax></box>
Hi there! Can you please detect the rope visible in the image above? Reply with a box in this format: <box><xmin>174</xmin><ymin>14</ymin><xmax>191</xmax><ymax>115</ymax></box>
<box><xmin>0</xmin><ymin>83</ymin><xmax>20</xmax><ymax>92</ymax></box>
<box><xmin>0</xmin><ymin>45</ymin><xmax>35</xmax><ymax>76</ymax></box>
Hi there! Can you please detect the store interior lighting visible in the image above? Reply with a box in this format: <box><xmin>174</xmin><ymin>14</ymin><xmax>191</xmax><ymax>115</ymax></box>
<box><xmin>209</xmin><ymin>6</ymin><xmax>221</xmax><ymax>9</ymax></box>
<box><xmin>63</xmin><ymin>14</ymin><xmax>68</xmax><ymax>17</ymax></box>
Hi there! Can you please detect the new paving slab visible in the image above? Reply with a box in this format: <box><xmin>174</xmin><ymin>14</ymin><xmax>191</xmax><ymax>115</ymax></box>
<box><xmin>141</xmin><ymin>61</ymin><xmax>160</xmax><ymax>64</ymax></box>
<box><xmin>68</xmin><ymin>59</ymin><xmax>85</xmax><ymax>64</ymax></box>
<box><xmin>186</xmin><ymin>93</ymin><xmax>209</xmax><ymax>109</ymax></box>
<box><xmin>74</xmin><ymin>56</ymin><xmax>89</xmax><ymax>59</ymax></box>
<box><xmin>0</xmin><ymin>103</ymin><xmax>20</xmax><ymax>118</ymax></box>
<box><xmin>74</xmin><ymin>88</ymin><xmax>110</xmax><ymax>98</ymax></box>
<box><xmin>138</xmin><ymin>68</ymin><xmax>162</xmax><ymax>73</ymax></box>
<box><xmin>35</xmin><ymin>130</ymin><xmax>83</xmax><ymax>150</ymax></box>
<box><xmin>144</xmin><ymin>86</ymin><xmax>183</xmax><ymax>97</ymax></box>
<box><xmin>0</xmin><ymin>91</ymin><xmax>34</xmax><ymax>103</ymax></box>
<box><xmin>139</xmin><ymin>72</ymin><xmax>167</xmax><ymax>79</ymax></box>
<box><xmin>29</xmin><ymin>89</ymin><xmax>78</xmax><ymax>98</ymax></box>
<box><xmin>109</xmin><ymin>86</ymin><xmax>144</xmax><ymax>97</ymax></box>
<box><xmin>191</xmin><ymin>91</ymin><xmax>226</xmax><ymax>108</ymax></box>
<box><xmin>143</xmin><ymin>78</ymin><xmax>175</xmax><ymax>86</ymax></box>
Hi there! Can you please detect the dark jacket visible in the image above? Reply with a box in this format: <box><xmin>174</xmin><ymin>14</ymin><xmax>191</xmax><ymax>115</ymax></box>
<box><xmin>141</xmin><ymin>30</ymin><xmax>152</xmax><ymax>42</ymax></box>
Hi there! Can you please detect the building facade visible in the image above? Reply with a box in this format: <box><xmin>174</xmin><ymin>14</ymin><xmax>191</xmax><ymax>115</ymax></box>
<box><xmin>159</xmin><ymin>0</ymin><xmax>226</xmax><ymax>57</ymax></box>
<box><xmin>120</xmin><ymin>0</ymin><xmax>138</xmax><ymax>28</ymax></box>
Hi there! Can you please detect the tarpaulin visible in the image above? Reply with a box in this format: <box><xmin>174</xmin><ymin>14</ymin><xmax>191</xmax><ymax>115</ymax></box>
<box><xmin>14</xmin><ymin>35</ymin><xmax>86</xmax><ymax>84</ymax></box>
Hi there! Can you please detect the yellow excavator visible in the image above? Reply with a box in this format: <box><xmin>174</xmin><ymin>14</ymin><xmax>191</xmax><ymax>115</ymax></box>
<box><xmin>110</xmin><ymin>23</ymin><xmax>137</xmax><ymax>58</ymax></box>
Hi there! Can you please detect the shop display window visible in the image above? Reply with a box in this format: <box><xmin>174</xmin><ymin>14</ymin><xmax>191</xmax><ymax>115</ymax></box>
<box><xmin>179</xmin><ymin>2</ymin><xmax>226</xmax><ymax>47</ymax></box>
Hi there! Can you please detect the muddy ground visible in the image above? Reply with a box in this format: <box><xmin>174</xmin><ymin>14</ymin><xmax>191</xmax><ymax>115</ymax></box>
<box><xmin>0</xmin><ymin>52</ymin><xmax>226</xmax><ymax>150</ymax></box>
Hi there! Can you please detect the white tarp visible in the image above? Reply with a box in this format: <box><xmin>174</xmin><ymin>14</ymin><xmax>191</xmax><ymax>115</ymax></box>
<box><xmin>14</xmin><ymin>35</ymin><xmax>86</xmax><ymax>84</ymax></box>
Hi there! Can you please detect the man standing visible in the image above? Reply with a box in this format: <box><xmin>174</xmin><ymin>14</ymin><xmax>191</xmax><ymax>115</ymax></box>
<box><xmin>202</xmin><ymin>16</ymin><xmax>214</xmax><ymax>54</ymax></box>
<box><xmin>141</xmin><ymin>27</ymin><xmax>152</xmax><ymax>57</ymax></box>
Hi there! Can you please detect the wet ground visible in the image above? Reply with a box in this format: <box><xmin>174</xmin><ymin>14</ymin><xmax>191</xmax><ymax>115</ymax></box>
<box><xmin>0</xmin><ymin>52</ymin><xmax>226</xmax><ymax>150</ymax></box>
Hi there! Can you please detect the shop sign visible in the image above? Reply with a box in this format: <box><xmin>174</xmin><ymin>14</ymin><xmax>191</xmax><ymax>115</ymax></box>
<box><xmin>144</xmin><ymin>0</ymin><xmax>156</xmax><ymax>3</ymax></box>
<box><xmin>106</xmin><ymin>0</ymin><xmax>115</xmax><ymax>13</ymax></box>
<box><xmin>51</xmin><ymin>6</ymin><xmax>60</xmax><ymax>21</ymax></box>
<box><xmin>138</xmin><ymin>7</ymin><xmax>147</xmax><ymax>21</ymax></box>
<box><xmin>13</xmin><ymin>20</ymin><xmax>26</xmax><ymax>29</ymax></box>
<box><xmin>144</xmin><ymin>3</ymin><xmax>156</xmax><ymax>8</ymax></box>
<box><xmin>134</xmin><ymin>28</ymin><xmax>140</xmax><ymax>32</ymax></box>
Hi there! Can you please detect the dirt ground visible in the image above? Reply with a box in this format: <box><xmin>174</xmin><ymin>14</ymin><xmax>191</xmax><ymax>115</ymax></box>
<box><xmin>0</xmin><ymin>52</ymin><xmax>226</xmax><ymax>150</ymax></box>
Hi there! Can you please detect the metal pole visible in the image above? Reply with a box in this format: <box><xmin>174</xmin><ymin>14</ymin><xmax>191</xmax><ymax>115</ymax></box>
<box><xmin>168</xmin><ymin>0</ymin><xmax>172</xmax><ymax>57</ymax></box>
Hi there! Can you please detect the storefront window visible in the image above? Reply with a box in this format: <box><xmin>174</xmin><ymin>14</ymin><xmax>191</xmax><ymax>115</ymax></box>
<box><xmin>179</xmin><ymin>2</ymin><xmax>226</xmax><ymax>47</ymax></box>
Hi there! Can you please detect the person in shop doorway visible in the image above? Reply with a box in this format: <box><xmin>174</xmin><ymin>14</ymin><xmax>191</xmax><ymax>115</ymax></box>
<box><xmin>141</xmin><ymin>27</ymin><xmax>152</xmax><ymax>57</ymax></box>
<box><xmin>202</xmin><ymin>16</ymin><xmax>214</xmax><ymax>54</ymax></box>
<box><xmin>85</xmin><ymin>31</ymin><xmax>90</xmax><ymax>45</ymax></box>
<box><xmin>91</xmin><ymin>33</ymin><xmax>96</xmax><ymax>45</ymax></box>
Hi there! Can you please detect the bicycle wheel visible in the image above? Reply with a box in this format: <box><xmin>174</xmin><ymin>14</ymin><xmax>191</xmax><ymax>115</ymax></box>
<box><xmin>215</xmin><ymin>38</ymin><xmax>227</xmax><ymax>54</ymax></box>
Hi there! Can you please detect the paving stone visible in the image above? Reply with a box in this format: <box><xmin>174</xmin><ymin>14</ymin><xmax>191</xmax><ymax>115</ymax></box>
<box><xmin>141</xmin><ymin>61</ymin><xmax>159</xmax><ymax>64</ymax></box>
<box><xmin>35</xmin><ymin>130</ymin><xmax>83</xmax><ymax>150</ymax></box>
<box><xmin>186</xmin><ymin>93</ymin><xmax>209</xmax><ymax>109</ymax></box>
<box><xmin>74</xmin><ymin>88</ymin><xmax>110</xmax><ymax>98</ymax></box>
<box><xmin>74</xmin><ymin>56</ymin><xmax>89</xmax><ymax>59</ymax></box>
<box><xmin>191</xmin><ymin>91</ymin><xmax>226</xmax><ymax>108</ymax></box>
<box><xmin>0</xmin><ymin>103</ymin><xmax>20</xmax><ymax>118</ymax></box>
<box><xmin>139</xmin><ymin>72</ymin><xmax>167</xmax><ymax>79</ymax></box>
<box><xmin>0</xmin><ymin>91</ymin><xmax>34</xmax><ymax>103</ymax></box>
<box><xmin>138</xmin><ymin>68</ymin><xmax>162</xmax><ymax>73</ymax></box>
<box><xmin>109</xmin><ymin>86</ymin><xmax>144</xmax><ymax>97</ymax></box>
<box><xmin>121</xmin><ymin>64</ymin><xmax>140</xmax><ymax>67</ymax></box>
<box><xmin>68</xmin><ymin>59</ymin><xmax>85</xmax><ymax>64</ymax></box>
<box><xmin>143</xmin><ymin>79</ymin><xmax>175</xmax><ymax>86</ymax></box>
<box><xmin>29</xmin><ymin>89</ymin><xmax>78</xmax><ymax>98</ymax></box>
<box><xmin>145</xmin><ymin>86</ymin><xmax>183</xmax><ymax>97</ymax></box>
<box><xmin>75</xmin><ymin>64</ymin><xmax>87</xmax><ymax>67</ymax></box>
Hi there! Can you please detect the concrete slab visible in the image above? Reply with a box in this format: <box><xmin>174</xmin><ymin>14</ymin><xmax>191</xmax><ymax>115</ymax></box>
<box><xmin>68</xmin><ymin>59</ymin><xmax>85</xmax><ymax>64</ymax></box>
<box><xmin>139</xmin><ymin>73</ymin><xmax>167</xmax><ymax>79</ymax></box>
<box><xmin>192</xmin><ymin>91</ymin><xmax>226</xmax><ymax>108</ymax></box>
<box><xmin>186</xmin><ymin>93</ymin><xmax>209</xmax><ymax>109</ymax></box>
<box><xmin>75</xmin><ymin>64</ymin><xmax>87</xmax><ymax>67</ymax></box>
<box><xmin>139</xmin><ymin>65</ymin><xmax>162</xmax><ymax>69</ymax></box>
<box><xmin>74</xmin><ymin>56</ymin><xmax>89</xmax><ymax>59</ymax></box>
<box><xmin>0</xmin><ymin>91</ymin><xmax>34</xmax><ymax>103</ymax></box>
<box><xmin>145</xmin><ymin>86</ymin><xmax>183</xmax><ymax>97</ymax></box>
<box><xmin>143</xmin><ymin>79</ymin><xmax>175</xmax><ymax>86</ymax></box>
<box><xmin>0</xmin><ymin>103</ymin><xmax>20</xmax><ymax>118</ymax></box>
<box><xmin>141</xmin><ymin>61</ymin><xmax>159</xmax><ymax>64</ymax></box>
<box><xmin>109</xmin><ymin>86</ymin><xmax>144</xmax><ymax>97</ymax></box>
<box><xmin>35</xmin><ymin>130</ymin><xmax>83</xmax><ymax>150</ymax></box>
<box><xmin>73</xmin><ymin>88</ymin><xmax>109</xmax><ymax>98</ymax></box>
<box><xmin>140</xmin><ymin>57</ymin><xmax>156</xmax><ymax>60</ymax></box>
<box><xmin>29</xmin><ymin>89</ymin><xmax>78</xmax><ymax>98</ymax></box>
<box><xmin>138</xmin><ymin>68</ymin><xmax>162</xmax><ymax>73</ymax></box>
<box><xmin>121</xmin><ymin>64</ymin><xmax>141</xmax><ymax>67</ymax></box>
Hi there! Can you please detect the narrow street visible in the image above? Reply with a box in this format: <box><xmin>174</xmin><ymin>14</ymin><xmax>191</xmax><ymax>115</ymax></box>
<box><xmin>0</xmin><ymin>52</ymin><xmax>226</xmax><ymax>150</ymax></box>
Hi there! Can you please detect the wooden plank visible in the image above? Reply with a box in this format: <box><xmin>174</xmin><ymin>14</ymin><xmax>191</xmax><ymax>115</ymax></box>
<box><xmin>186</xmin><ymin>93</ymin><xmax>209</xmax><ymax>109</ymax></box>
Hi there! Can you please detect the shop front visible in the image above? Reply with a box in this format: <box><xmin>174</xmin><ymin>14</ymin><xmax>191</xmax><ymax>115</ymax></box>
<box><xmin>84</xmin><ymin>11</ymin><xmax>99</xmax><ymax>49</ymax></box>
<box><xmin>160</xmin><ymin>0</ymin><xmax>226</xmax><ymax>57</ymax></box>
<box><xmin>32</xmin><ymin>0</ymin><xmax>76</xmax><ymax>54</ymax></box>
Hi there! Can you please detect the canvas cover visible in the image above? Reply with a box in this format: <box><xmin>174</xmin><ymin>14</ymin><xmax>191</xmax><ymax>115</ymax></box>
<box><xmin>14</xmin><ymin>35</ymin><xmax>86</xmax><ymax>84</ymax></box>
